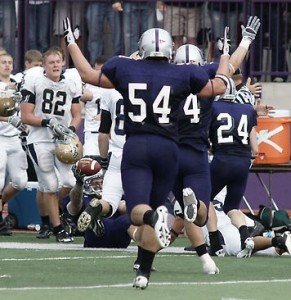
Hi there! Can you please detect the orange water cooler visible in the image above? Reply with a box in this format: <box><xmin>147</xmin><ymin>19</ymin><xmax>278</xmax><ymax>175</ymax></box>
<box><xmin>254</xmin><ymin>110</ymin><xmax>291</xmax><ymax>164</ymax></box>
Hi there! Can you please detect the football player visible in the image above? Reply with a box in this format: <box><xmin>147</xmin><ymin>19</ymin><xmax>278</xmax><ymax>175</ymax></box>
<box><xmin>77</xmin><ymin>86</ymin><xmax>125</xmax><ymax>233</ymax></box>
<box><xmin>172</xmin><ymin>15</ymin><xmax>261</xmax><ymax>258</ymax></box>
<box><xmin>0</xmin><ymin>53</ymin><xmax>28</xmax><ymax>235</ymax></box>
<box><xmin>64</xmin><ymin>19</ymin><xmax>230</xmax><ymax>289</ymax></box>
<box><xmin>20</xmin><ymin>47</ymin><xmax>82</xmax><ymax>243</ymax></box>
<box><xmin>209</xmin><ymin>76</ymin><xmax>258</xmax><ymax>252</ymax></box>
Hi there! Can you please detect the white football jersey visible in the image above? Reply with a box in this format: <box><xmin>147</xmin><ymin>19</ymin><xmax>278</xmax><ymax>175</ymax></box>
<box><xmin>21</xmin><ymin>69</ymin><xmax>82</xmax><ymax>144</ymax></box>
<box><xmin>100</xmin><ymin>89</ymin><xmax>125</xmax><ymax>152</ymax></box>
<box><xmin>83</xmin><ymin>84</ymin><xmax>105</xmax><ymax>133</ymax></box>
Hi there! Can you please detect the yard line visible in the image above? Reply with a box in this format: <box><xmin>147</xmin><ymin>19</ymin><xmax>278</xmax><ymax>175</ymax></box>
<box><xmin>0</xmin><ymin>242</ymin><xmax>186</xmax><ymax>253</ymax></box>
<box><xmin>0</xmin><ymin>279</ymin><xmax>291</xmax><ymax>291</ymax></box>
<box><xmin>0</xmin><ymin>253</ymin><xmax>190</xmax><ymax>262</ymax></box>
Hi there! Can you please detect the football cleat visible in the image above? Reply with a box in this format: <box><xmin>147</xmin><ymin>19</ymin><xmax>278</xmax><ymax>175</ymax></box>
<box><xmin>183</xmin><ymin>187</ymin><xmax>198</xmax><ymax>223</ymax></box>
<box><xmin>249</xmin><ymin>220</ymin><xmax>265</xmax><ymax>237</ymax></box>
<box><xmin>77</xmin><ymin>198</ymin><xmax>102</xmax><ymax>232</ymax></box>
<box><xmin>133</xmin><ymin>261</ymin><xmax>156</xmax><ymax>272</ymax></box>
<box><xmin>152</xmin><ymin>205</ymin><xmax>171</xmax><ymax>248</ymax></box>
<box><xmin>237</xmin><ymin>237</ymin><xmax>255</xmax><ymax>258</ymax></box>
<box><xmin>209</xmin><ymin>247</ymin><xmax>226</xmax><ymax>257</ymax></box>
<box><xmin>91</xmin><ymin>217</ymin><xmax>105</xmax><ymax>237</ymax></box>
<box><xmin>133</xmin><ymin>270</ymin><xmax>150</xmax><ymax>290</ymax></box>
<box><xmin>280</xmin><ymin>231</ymin><xmax>291</xmax><ymax>254</ymax></box>
<box><xmin>36</xmin><ymin>225</ymin><xmax>52</xmax><ymax>239</ymax></box>
<box><xmin>56</xmin><ymin>229</ymin><xmax>74</xmax><ymax>243</ymax></box>
<box><xmin>0</xmin><ymin>221</ymin><xmax>12</xmax><ymax>236</ymax></box>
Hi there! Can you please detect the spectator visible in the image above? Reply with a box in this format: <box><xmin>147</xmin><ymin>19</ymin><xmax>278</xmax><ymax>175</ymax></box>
<box><xmin>27</xmin><ymin>0</ymin><xmax>51</xmax><ymax>53</ymax></box>
<box><xmin>53</xmin><ymin>0</ymin><xmax>85</xmax><ymax>68</ymax></box>
<box><xmin>209</xmin><ymin>1</ymin><xmax>241</xmax><ymax>61</ymax></box>
<box><xmin>252</xmin><ymin>2</ymin><xmax>287</xmax><ymax>82</ymax></box>
<box><xmin>163</xmin><ymin>1</ymin><xmax>203</xmax><ymax>48</ymax></box>
<box><xmin>86</xmin><ymin>1</ymin><xmax>122</xmax><ymax>64</ymax></box>
<box><xmin>13</xmin><ymin>49</ymin><xmax>42</xmax><ymax>84</ymax></box>
<box><xmin>112</xmin><ymin>1</ymin><xmax>156</xmax><ymax>56</ymax></box>
<box><xmin>0</xmin><ymin>0</ymin><xmax>16</xmax><ymax>58</ymax></box>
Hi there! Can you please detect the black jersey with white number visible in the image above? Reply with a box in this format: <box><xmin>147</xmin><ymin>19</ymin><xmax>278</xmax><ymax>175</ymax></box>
<box><xmin>177</xmin><ymin>62</ymin><xmax>218</xmax><ymax>151</ymax></box>
<box><xmin>209</xmin><ymin>100</ymin><xmax>257</xmax><ymax>157</ymax></box>
<box><xmin>102</xmin><ymin>56</ymin><xmax>209</xmax><ymax>142</ymax></box>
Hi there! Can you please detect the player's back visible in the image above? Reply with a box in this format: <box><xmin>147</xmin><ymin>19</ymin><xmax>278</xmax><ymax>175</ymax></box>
<box><xmin>101</xmin><ymin>88</ymin><xmax>125</xmax><ymax>152</ymax></box>
<box><xmin>210</xmin><ymin>101</ymin><xmax>257</xmax><ymax>157</ymax></box>
<box><xmin>102</xmin><ymin>56</ymin><xmax>209</xmax><ymax>142</ymax></box>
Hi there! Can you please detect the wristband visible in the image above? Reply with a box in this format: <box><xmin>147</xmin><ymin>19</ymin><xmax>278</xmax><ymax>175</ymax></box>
<box><xmin>239</xmin><ymin>39</ymin><xmax>251</xmax><ymax>50</ymax></box>
<box><xmin>69</xmin><ymin>125</ymin><xmax>76</xmax><ymax>132</ymax></box>
<box><xmin>215</xmin><ymin>74</ymin><xmax>229</xmax><ymax>86</ymax></box>
<box><xmin>41</xmin><ymin>119</ymin><xmax>50</xmax><ymax>127</ymax></box>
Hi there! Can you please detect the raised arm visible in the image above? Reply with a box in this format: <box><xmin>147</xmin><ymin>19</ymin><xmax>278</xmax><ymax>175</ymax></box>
<box><xmin>229</xmin><ymin>16</ymin><xmax>261</xmax><ymax>74</ymax></box>
<box><xmin>199</xmin><ymin>27</ymin><xmax>231</xmax><ymax>97</ymax></box>
<box><xmin>63</xmin><ymin>18</ymin><xmax>114</xmax><ymax>88</ymax></box>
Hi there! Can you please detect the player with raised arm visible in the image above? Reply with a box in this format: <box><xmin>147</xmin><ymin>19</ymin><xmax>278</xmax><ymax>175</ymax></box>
<box><xmin>172</xmin><ymin>15</ymin><xmax>261</xmax><ymax>258</ymax></box>
<box><xmin>63</xmin><ymin>19</ymin><xmax>229</xmax><ymax>289</ymax></box>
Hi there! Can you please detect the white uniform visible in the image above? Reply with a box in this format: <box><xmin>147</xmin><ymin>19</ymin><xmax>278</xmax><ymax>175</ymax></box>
<box><xmin>0</xmin><ymin>86</ymin><xmax>28</xmax><ymax>192</ymax></box>
<box><xmin>100</xmin><ymin>89</ymin><xmax>125</xmax><ymax>215</ymax></box>
<box><xmin>205</xmin><ymin>188</ymin><xmax>278</xmax><ymax>256</ymax></box>
<box><xmin>21</xmin><ymin>68</ymin><xmax>82</xmax><ymax>192</ymax></box>
<box><xmin>82</xmin><ymin>84</ymin><xmax>105</xmax><ymax>156</ymax></box>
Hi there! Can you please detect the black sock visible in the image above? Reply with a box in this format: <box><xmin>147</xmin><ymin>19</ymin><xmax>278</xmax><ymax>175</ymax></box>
<box><xmin>239</xmin><ymin>225</ymin><xmax>250</xmax><ymax>248</ymax></box>
<box><xmin>135</xmin><ymin>245</ymin><xmax>142</xmax><ymax>264</ymax></box>
<box><xmin>195</xmin><ymin>244</ymin><xmax>208</xmax><ymax>257</ymax></box>
<box><xmin>138</xmin><ymin>247</ymin><xmax>155</xmax><ymax>275</ymax></box>
<box><xmin>143</xmin><ymin>210</ymin><xmax>155</xmax><ymax>227</ymax></box>
<box><xmin>209</xmin><ymin>230</ymin><xmax>222</xmax><ymax>249</ymax></box>
<box><xmin>53</xmin><ymin>224</ymin><xmax>64</xmax><ymax>235</ymax></box>
<box><xmin>41</xmin><ymin>215</ymin><xmax>50</xmax><ymax>227</ymax></box>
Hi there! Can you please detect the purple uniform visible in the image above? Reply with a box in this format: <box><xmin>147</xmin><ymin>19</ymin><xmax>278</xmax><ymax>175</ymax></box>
<box><xmin>209</xmin><ymin>101</ymin><xmax>257</xmax><ymax>213</ymax></box>
<box><xmin>62</xmin><ymin>195</ymin><xmax>132</xmax><ymax>248</ymax></box>
<box><xmin>102</xmin><ymin>56</ymin><xmax>209</xmax><ymax>213</ymax></box>
<box><xmin>173</xmin><ymin>62</ymin><xmax>218</xmax><ymax>210</ymax></box>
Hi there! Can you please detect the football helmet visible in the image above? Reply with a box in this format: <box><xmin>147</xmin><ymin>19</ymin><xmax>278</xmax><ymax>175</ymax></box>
<box><xmin>83</xmin><ymin>171</ymin><xmax>104</xmax><ymax>198</ymax></box>
<box><xmin>138</xmin><ymin>28</ymin><xmax>173</xmax><ymax>61</ymax></box>
<box><xmin>174</xmin><ymin>44</ymin><xmax>205</xmax><ymax>66</ymax></box>
<box><xmin>0</xmin><ymin>90</ymin><xmax>18</xmax><ymax>117</ymax></box>
<box><xmin>55</xmin><ymin>134</ymin><xmax>83</xmax><ymax>164</ymax></box>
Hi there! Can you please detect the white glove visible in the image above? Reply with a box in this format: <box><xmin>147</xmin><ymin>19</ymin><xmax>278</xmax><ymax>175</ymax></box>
<box><xmin>12</xmin><ymin>92</ymin><xmax>22</xmax><ymax>103</ymax></box>
<box><xmin>47</xmin><ymin>118</ymin><xmax>74</xmax><ymax>139</ymax></box>
<box><xmin>223</xmin><ymin>26</ymin><xmax>230</xmax><ymax>56</ymax></box>
<box><xmin>63</xmin><ymin>17</ymin><xmax>76</xmax><ymax>46</ymax></box>
<box><xmin>216</xmin><ymin>27</ymin><xmax>231</xmax><ymax>55</ymax></box>
<box><xmin>8</xmin><ymin>115</ymin><xmax>27</xmax><ymax>132</ymax></box>
<box><xmin>241</xmin><ymin>16</ymin><xmax>261</xmax><ymax>43</ymax></box>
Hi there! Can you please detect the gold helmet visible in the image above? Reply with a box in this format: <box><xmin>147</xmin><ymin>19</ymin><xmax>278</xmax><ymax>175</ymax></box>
<box><xmin>55</xmin><ymin>134</ymin><xmax>83</xmax><ymax>164</ymax></box>
<box><xmin>0</xmin><ymin>90</ymin><xmax>17</xmax><ymax>117</ymax></box>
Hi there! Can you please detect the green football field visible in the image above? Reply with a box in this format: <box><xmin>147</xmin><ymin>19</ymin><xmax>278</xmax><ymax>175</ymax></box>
<box><xmin>0</xmin><ymin>232</ymin><xmax>290</xmax><ymax>300</ymax></box>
